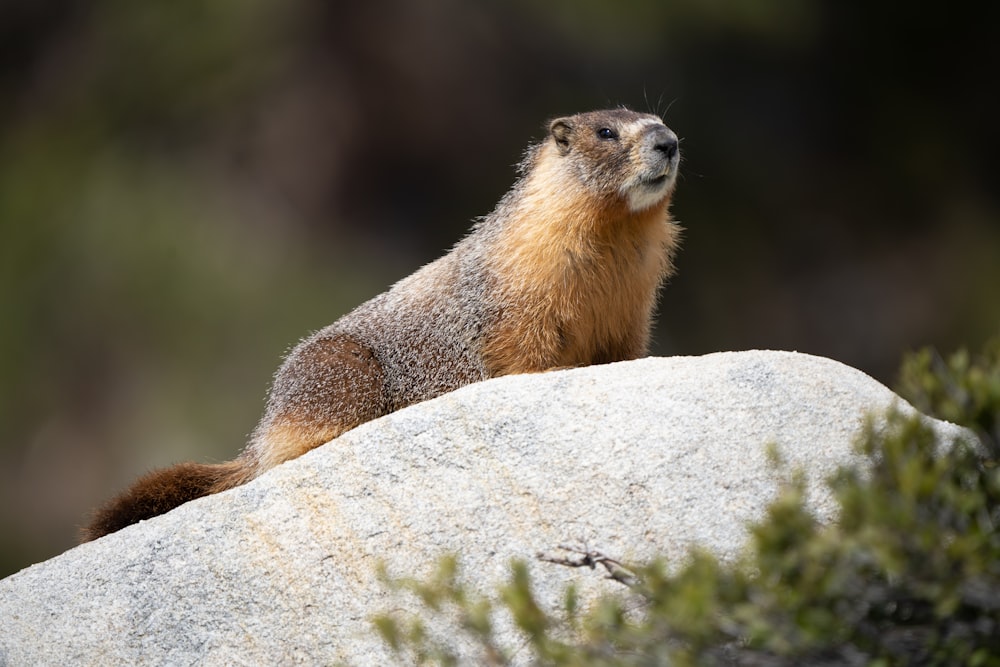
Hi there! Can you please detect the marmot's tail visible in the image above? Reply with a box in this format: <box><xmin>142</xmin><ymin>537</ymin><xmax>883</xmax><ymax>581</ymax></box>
<box><xmin>80</xmin><ymin>460</ymin><xmax>249</xmax><ymax>542</ymax></box>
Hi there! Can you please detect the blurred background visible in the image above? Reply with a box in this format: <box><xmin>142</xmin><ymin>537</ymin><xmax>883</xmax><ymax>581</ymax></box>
<box><xmin>1</xmin><ymin>0</ymin><xmax>997</xmax><ymax>577</ymax></box>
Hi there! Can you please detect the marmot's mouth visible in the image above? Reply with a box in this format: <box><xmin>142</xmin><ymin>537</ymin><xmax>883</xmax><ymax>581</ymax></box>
<box><xmin>639</xmin><ymin>171</ymin><xmax>671</xmax><ymax>189</ymax></box>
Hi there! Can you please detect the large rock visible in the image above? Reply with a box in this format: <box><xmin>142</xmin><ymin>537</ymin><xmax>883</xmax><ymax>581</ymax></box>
<box><xmin>0</xmin><ymin>351</ymin><xmax>971</xmax><ymax>665</ymax></box>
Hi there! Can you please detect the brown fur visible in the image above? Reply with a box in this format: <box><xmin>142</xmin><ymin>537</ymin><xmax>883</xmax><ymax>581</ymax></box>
<box><xmin>81</xmin><ymin>461</ymin><xmax>249</xmax><ymax>541</ymax></box>
<box><xmin>81</xmin><ymin>108</ymin><xmax>682</xmax><ymax>540</ymax></box>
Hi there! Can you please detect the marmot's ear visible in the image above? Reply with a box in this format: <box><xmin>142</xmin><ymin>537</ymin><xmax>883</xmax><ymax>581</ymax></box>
<box><xmin>549</xmin><ymin>118</ymin><xmax>573</xmax><ymax>155</ymax></box>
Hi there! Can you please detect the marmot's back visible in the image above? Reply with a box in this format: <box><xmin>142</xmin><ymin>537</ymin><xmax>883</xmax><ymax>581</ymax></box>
<box><xmin>314</xmin><ymin>250</ymin><xmax>490</xmax><ymax>413</ymax></box>
<box><xmin>81</xmin><ymin>108</ymin><xmax>682</xmax><ymax>541</ymax></box>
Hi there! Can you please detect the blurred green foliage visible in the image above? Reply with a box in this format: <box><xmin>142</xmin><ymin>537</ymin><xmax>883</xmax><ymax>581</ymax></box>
<box><xmin>897</xmin><ymin>336</ymin><xmax>1000</xmax><ymax>459</ymax></box>
<box><xmin>0</xmin><ymin>0</ymin><xmax>293</xmax><ymax>427</ymax></box>
<box><xmin>374</xmin><ymin>339</ymin><xmax>1000</xmax><ymax>665</ymax></box>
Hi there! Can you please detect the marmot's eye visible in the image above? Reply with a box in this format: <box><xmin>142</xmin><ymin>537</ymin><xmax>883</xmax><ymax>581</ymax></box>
<box><xmin>597</xmin><ymin>127</ymin><xmax>618</xmax><ymax>140</ymax></box>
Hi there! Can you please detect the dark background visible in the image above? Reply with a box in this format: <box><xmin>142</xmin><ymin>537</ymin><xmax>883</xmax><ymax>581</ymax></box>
<box><xmin>2</xmin><ymin>0</ymin><xmax>998</xmax><ymax>578</ymax></box>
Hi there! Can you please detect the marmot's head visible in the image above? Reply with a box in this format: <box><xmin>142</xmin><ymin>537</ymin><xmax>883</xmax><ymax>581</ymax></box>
<box><xmin>547</xmin><ymin>109</ymin><xmax>680</xmax><ymax>212</ymax></box>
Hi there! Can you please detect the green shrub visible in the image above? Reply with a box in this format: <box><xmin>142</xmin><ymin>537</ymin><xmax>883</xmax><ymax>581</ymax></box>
<box><xmin>374</xmin><ymin>339</ymin><xmax>1000</xmax><ymax>666</ymax></box>
<box><xmin>897</xmin><ymin>336</ymin><xmax>1000</xmax><ymax>459</ymax></box>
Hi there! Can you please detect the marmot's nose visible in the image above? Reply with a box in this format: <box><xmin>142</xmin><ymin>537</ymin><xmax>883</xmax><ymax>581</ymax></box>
<box><xmin>654</xmin><ymin>133</ymin><xmax>679</xmax><ymax>161</ymax></box>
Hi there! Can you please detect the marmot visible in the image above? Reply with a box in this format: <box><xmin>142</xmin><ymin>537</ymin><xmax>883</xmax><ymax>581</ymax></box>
<box><xmin>81</xmin><ymin>108</ymin><xmax>682</xmax><ymax>541</ymax></box>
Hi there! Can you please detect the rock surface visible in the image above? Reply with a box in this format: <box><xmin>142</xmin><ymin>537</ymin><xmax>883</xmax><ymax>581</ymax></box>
<box><xmin>0</xmin><ymin>351</ymin><xmax>971</xmax><ymax>666</ymax></box>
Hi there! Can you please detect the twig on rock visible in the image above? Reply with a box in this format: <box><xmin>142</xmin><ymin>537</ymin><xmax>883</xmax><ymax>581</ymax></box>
<box><xmin>536</xmin><ymin>544</ymin><xmax>640</xmax><ymax>588</ymax></box>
